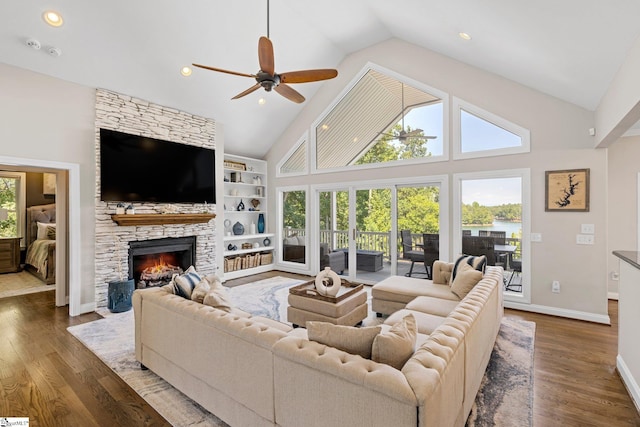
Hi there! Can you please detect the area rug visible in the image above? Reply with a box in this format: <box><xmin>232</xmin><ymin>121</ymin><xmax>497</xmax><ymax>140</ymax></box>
<box><xmin>68</xmin><ymin>276</ymin><xmax>534</xmax><ymax>427</ymax></box>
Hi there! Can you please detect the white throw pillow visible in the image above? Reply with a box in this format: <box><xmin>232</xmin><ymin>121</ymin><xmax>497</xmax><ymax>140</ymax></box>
<box><xmin>36</xmin><ymin>222</ymin><xmax>56</xmax><ymax>240</ymax></box>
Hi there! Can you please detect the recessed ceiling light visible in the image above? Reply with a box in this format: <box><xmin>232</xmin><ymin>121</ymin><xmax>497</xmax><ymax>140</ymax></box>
<box><xmin>321</xmin><ymin>124</ymin><xmax>329</xmax><ymax>130</ymax></box>
<box><xmin>43</xmin><ymin>11</ymin><xmax>64</xmax><ymax>27</ymax></box>
<box><xmin>258</xmin><ymin>98</ymin><xmax>266</xmax><ymax>105</ymax></box>
<box><xmin>458</xmin><ymin>32</ymin><xmax>472</xmax><ymax>41</ymax></box>
<box><xmin>180</xmin><ymin>66</ymin><xmax>192</xmax><ymax>77</ymax></box>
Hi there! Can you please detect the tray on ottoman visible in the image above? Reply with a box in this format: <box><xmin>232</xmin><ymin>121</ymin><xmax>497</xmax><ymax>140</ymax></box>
<box><xmin>289</xmin><ymin>279</ymin><xmax>363</xmax><ymax>303</ymax></box>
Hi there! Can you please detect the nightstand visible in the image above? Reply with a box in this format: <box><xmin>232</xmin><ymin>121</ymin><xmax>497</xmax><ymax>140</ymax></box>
<box><xmin>0</xmin><ymin>237</ymin><xmax>22</xmax><ymax>273</ymax></box>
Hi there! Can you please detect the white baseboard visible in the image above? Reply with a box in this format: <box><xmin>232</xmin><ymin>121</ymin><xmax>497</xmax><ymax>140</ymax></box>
<box><xmin>78</xmin><ymin>302</ymin><xmax>97</xmax><ymax>315</ymax></box>
<box><xmin>617</xmin><ymin>355</ymin><xmax>640</xmax><ymax>413</ymax></box>
<box><xmin>504</xmin><ymin>301</ymin><xmax>611</xmax><ymax>324</ymax></box>
<box><xmin>608</xmin><ymin>292</ymin><xmax>620</xmax><ymax>300</ymax></box>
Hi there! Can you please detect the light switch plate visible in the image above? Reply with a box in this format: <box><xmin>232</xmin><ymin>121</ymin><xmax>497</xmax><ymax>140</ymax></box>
<box><xmin>576</xmin><ymin>234</ymin><xmax>594</xmax><ymax>245</ymax></box>
<box><xmin>581</xmin><ymin>224</ymin><xmax>595</xmax><ymax>234</ymax></box>
<box><xmin>530</xmin><ymin>233</ymin><xmax>542</xmax><ymax>242</ymax></box>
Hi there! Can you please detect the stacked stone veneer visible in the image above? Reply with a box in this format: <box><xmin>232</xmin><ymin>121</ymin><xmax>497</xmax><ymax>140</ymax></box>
<box><xmin>94</xmin><ymin>89</ymin><xmax>217</xmax><ymax>308</ymax></box>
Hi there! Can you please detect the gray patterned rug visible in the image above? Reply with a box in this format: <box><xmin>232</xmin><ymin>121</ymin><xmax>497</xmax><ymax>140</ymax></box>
<box><xmin>68</xmin><ymin>276</ymin><xmax>534</xmax><ymax>427</ymax></box>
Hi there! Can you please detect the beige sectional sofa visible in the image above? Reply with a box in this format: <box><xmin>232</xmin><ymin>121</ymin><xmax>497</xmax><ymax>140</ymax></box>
<box><xmin>133</xmin><ymin>264</ymin><xmax>503</xmax><ymax>427</ymax></box>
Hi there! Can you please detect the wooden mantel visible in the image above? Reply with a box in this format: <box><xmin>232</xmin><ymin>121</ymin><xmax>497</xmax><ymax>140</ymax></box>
<box><xmin>110</xmin><ymin>213</ymin><xmax>216</xmax><ymax>226</ymax></box>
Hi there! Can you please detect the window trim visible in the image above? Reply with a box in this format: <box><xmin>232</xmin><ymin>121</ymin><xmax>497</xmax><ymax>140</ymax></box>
<box><xmin>310</xmin><ymin>62</ymin><xmax>450</xmax><ymax>175</ymax></box>
<box><xmin>452</xmin><ymin>97</ymin><xmax>531</xmax><ymax>160</ymax></box>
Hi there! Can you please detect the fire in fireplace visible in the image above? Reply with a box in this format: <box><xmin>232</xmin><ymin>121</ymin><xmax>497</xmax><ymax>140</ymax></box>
<box><xmin>129</xmin><ymin>236</ymin><xmax>196</xmax><ymax>289</ymax></box>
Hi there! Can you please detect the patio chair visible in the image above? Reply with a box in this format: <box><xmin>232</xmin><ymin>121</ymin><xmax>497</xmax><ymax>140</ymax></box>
<box><xmin>462</xmin><ymin>229</ymin><xmax>472</xmax><ymax>236</ymax></box>
<box><xmin>400</xmin><ymin>230</ymin><xmax>426</xmax><ymax>277</ymax></box>
<box><xmin>422</xmin><ymin>233</ymin><xmax>439</xmax><ymax>280</ymax></box>
<box><xmin>489</xmin><ymin>230</ymin><xmax>508</xmax><ymax>267</ymax></box>
<box><xmin>478</xmin><ymin>230</ymin><xmax>489</xmax><ymax>236</ymax></box>
<box><xmin>505</xmin><ymin>258</ymin><xmax>522</xmax><ymax>292</ymax></box>
<box><xmin>462</xmin><ymin>235</ymin><xmax>496</xmax><ymax>266</ymax></box>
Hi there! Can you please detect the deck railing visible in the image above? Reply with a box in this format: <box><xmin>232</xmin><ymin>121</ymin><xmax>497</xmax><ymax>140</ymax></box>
<box><xmin>284</xmin><ymin>228</ymin><xmax>522</xmax><ymax>261</ymax></box>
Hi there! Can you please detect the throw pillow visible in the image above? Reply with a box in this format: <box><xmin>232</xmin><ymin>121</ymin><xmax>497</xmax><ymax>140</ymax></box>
<box><xmin>202</xmin><ymin>286</ymin><xmax>233</xmax><ymax>312</ymax></box>
<box><xmin>307</xmin><ymin>322</ymin><xmax>381</xmax><ymax>359</ymax></box>
<box><xmin>452</xmin><ymin>254</ymin><xmax>486</xmax><ymax>282</ymax></box>
<box><xmin>190</xmin><ymin>278</ymin><xmax>211</xmax><ymax>304</ymax></box>
<box><xmin>36</xmin><ymin>222</ymin><xmax>56</xmax><ymax>240</ymax></box>
<box><xmin>451</xmin><ymin>262</ymin><xmax>484</xmax><ymax>299</ymax></box>
<box><xmin>371</xmin><ymin>314</ymin><xmax>417</xmax><ymax>370</ymax></box>
<box><xmin>432</xmin><ymin>261</ymin><xmax>453</xmax><ymax>285</ymax></box>
<box><xmin>46</xmin><ymin>225</ymin><xmax>56</xmax><ymax>240</ymax></box>
<box><xmin>170</xmin><ymin>266</ymin><xmax>201</xmax><ymax>299</ymax></box>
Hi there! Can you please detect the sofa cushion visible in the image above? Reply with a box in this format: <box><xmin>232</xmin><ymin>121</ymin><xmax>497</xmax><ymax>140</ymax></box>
<box><xmin>385</xmin><ymin>309</ymin><xmax>448</xmax><ymax>335</ymax></box>
<box><xmin>406</xmin><ymin>296</ymin><xmax>460</xmax><ymax>317</ymax></box>
<box><xmin>372</xmin><ymin>314</ymin><xmax>417</xmax><ymax>370</ymax></box>
<box><xmin>372</xmin><ymin>276</ymin><xmax>459</xmax><ymax>303</ymax></box>
<box><xmin>452</xmin><ymin>255</ymin><xmax>486</xmax><ymax>281</ymax></box>
<box><xmin>451</xmin><ymin>263</ymin><xmax>484</xmax><ymax>299</ymax></box>
<box><xmin>307</xmin><ymin>321</ymin><xmax>381</xmax><ymax>359</ymax></box>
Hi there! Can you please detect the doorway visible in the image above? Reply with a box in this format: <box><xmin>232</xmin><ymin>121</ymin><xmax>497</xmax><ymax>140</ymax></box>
<box><xmin>0</xmin><ymin>155</ymin><xmax>81</xmax><ymax>314</ymax></box>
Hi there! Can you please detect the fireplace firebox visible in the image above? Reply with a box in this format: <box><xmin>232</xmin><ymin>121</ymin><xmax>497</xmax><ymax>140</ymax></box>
<box><xmin>129</xmin><ymin>236</ymin><xmax>196</xmax><ymax>288</ymax></box>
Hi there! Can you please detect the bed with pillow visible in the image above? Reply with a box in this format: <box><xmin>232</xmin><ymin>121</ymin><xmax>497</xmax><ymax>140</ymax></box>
<box><xmin>24</xmin><ymin>203</ymin><xmax>56</xmax><ymax>284</ymax></box>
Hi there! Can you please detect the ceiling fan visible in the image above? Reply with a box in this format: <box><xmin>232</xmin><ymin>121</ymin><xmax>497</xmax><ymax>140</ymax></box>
<box><xmin>192</xmin><ymin>0</ymin><xmax>338</xmax><ymax>104</ymax></box>
<box><xmin>379</xmin><ymin>83</ymin><xmax>436</xmax><ymax>142</ymax></box>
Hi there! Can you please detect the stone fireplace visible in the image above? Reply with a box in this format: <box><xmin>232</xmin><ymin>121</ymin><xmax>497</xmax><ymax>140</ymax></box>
<box><xmin>94</xmin><ymin>89</ymin><xmax>218</xmax><ymax>308</ymax></box>
<box><xmin>129</xmin><ymin>236</ymin><xmax>196</xmax><ymax>288</ymax></box>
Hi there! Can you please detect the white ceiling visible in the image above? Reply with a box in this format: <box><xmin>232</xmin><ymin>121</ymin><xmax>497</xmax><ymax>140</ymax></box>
<box><xmin>2</xmin><ymin>0</ymin><xmax>640</xmax><ymax>157</ymax></box>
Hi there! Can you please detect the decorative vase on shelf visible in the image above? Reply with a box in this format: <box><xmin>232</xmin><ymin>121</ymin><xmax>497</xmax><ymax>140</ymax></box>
<box><xmin>232</xmin><ymin>221</ymin><xmax>244</xmax><ymax>235</ymax></box>
<box><xmin>257</xmin><ymin>213</ymin><xmax>265</xmax><ymax>233</ymax></box>
<box><xmin>237</xmin><ymin>199</ymin><xmax>245</xmax><ymax>211</ymax></box>
<box><xmin>263</xmin><ymin>237</ymin><xmax>271</xmax><ymax>246</ymax></box>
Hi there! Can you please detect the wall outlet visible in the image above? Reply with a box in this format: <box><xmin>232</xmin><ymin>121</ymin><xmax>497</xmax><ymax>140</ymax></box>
<box><xmin>576</xmin><ymin>234</ymin><xmax>594</xmax><ymax>245</ymax></box>
<box><xmin>610</xmin><ymin>271</ymin><xmax>619</xmax><ymax>281</ymax></box>
<box><xmin>530</xmin><ymin>233</ymin><xmax>542</xmax><ymax>242</ymax></box>
<box><xmin>552</xmin><ymin>280</ymin><xmax>560</xmax><ymax>293</ymax></box>
<box><xmin>581</xmin><ymin>224</ymin><xmax>595</xmax><ymax>234</ymax></box>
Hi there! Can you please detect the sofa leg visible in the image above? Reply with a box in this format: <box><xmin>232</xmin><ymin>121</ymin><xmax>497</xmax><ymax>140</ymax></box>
<box><xmin>140</xmin><ymin>363</ymin><xmax>148</xmax><ymax>371</ymax></box>
<box><xmin>376</xmin><ymin>312</ymin><xmax>383</xmax><ymax>318</ymax></box>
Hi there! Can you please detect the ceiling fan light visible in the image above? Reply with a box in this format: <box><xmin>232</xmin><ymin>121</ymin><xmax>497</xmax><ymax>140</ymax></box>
<box><xmin>258</xmin><ymin>98</ymin><xmax>266</xmax><ymax>105</ymax></box>
<box><xmin>458</xmin><ymin>32</ymin><xmax>472</xmax><ymax>41</ymax></box>
<box><xmin>180</xmin><ymin>66</ymin><xmax>192</xmax><ymax>77</ymax></box>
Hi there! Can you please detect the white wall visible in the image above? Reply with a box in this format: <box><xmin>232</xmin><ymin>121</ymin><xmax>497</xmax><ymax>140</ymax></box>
<box><xmin>0</xmin><ymin>62</ymin><xmax>97</xmax><ymax>307</ymax></box>
<box><xmin>267</xmin><ymin>38</ymin><xmax>609</xmax><ymax>321</ymax></box>
<box><xmin>607</xmin><ymin>136</ymin><xmax>640</xmax><ymax>296</ymax></box>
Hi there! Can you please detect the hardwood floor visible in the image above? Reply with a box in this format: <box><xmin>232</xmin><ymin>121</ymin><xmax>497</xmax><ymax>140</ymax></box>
<box><xmin>0</xmin><ymin>291</ymin><xmax>169</xmax><ymax>426</ymax></box>
<box><xmin>1</xmin><ymin>271</ymin><xmax>638</xmax><ymax>426</ymax></box>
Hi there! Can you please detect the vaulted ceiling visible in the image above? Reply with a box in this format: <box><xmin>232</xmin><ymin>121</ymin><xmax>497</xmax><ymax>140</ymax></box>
<box><xmin>2</xmin><ymin>1</ymin><xmax>640</xmax><ymax>156</ymax></box>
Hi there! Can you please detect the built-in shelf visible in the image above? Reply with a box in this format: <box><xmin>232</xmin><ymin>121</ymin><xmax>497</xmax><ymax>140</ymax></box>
<box><xmin>224</xmin><ymin>246</ymin><xmax>275</xmax><ymax>256</ymax></box>
<box><xmin>111</xmin><ymin>213</ymin><xmax>216</xmax><ymax>226</ymax></box>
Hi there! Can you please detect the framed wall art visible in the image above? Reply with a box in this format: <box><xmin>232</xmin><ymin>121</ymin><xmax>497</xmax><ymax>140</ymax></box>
<box><xmin>545</xmin><ymin>168</ymin><xmax>590</xmax><ymax>212</ymax></box>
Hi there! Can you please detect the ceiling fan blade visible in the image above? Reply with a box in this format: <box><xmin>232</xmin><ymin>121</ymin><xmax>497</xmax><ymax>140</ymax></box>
<box><xmin>280</xmin><ymin>69</ymin><xmax>338</xmax><ymax>84</ymax></box>
<box><xmin>258</xmin><ymin>36</ymin><xmax>275</xmax><ymax>75</ymax></box>
<box><xmin>231</xmin><ymin>83</ymin><xmax>262</xmax><ymax>100</ymax></box>
<box><xmin>403</xmin><ymin>129</ymin><xmax>424</xmax><ymax>138</ymax></box>
<box><xmin>274</xmin><ymin>84</ymin><xmax>305</xmax><ymax>103</ymax></box>
<box><xmin>192</xmin><ymin>63</ymin><xmax>255</xmax><ymax>79</ymax></box>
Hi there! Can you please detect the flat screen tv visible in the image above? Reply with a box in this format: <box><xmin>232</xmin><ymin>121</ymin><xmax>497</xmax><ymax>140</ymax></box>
<box><xmin>100</xmin><ymin>128</ymin><xmax>216</xmax><ymax>204</ymax></box>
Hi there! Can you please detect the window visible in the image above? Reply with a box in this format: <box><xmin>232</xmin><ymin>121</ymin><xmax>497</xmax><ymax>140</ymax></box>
<box><xmin>277</xmin><ymin>133</ymin><xmax>308</xmax><ymax>176</ymax></box>
<box><xmin>313</xmin><ymin>65</ymin><xmax>448</xmax><ymax>171</ymax></box>
<box><xmin>453</xmin><ymin>97</ymin><xmax>530</xmax><ymax>159</ymax></box>
<box><xmin>0</xmin><ymin>172</ymin><xmax>26</xmax><ymax>244</ymax></box>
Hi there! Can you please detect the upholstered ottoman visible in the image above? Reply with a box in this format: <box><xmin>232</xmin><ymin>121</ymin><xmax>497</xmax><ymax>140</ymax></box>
<box><xmin>287</xmin><ymin>287</ymin><xmax>368</xmax><ymax>327</ymax></box>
